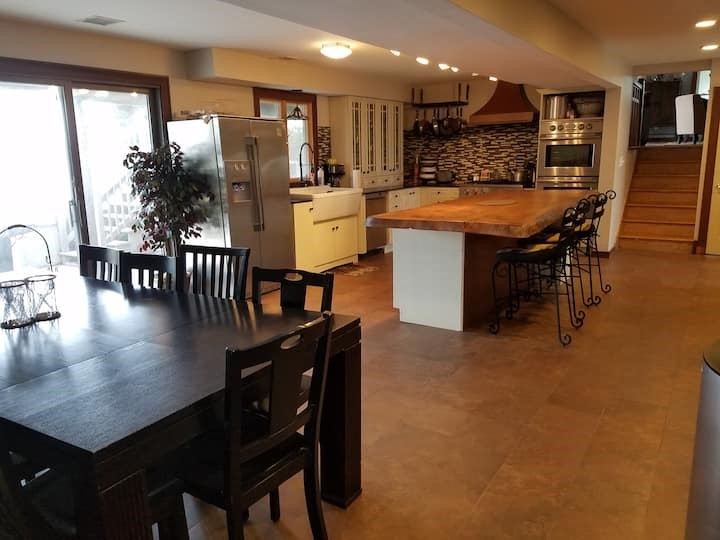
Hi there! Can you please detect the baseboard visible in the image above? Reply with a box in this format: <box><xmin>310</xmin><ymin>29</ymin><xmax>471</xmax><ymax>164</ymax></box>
<box><xmin>597</xmin><ymin>251</ymin><xmax>611</xmax><ymax>259</ymax></box>
<box><xmin>693</xmin><ymin>241</ymin><xmax>706</xmax><ymax>255</ymax></box>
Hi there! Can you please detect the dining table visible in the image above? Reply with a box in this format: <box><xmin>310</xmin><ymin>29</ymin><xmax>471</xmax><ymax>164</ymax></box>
<box><xmin>0</xmin><ymin>275</ymin><xmax>362</xmax><ymax>539</ymax></box>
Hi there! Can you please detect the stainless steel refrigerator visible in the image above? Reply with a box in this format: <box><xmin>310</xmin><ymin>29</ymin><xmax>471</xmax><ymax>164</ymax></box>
<box><xmin>167</xmin><ymin>115</ymin><xmax>294</xmax><ymax>292</ymax></box>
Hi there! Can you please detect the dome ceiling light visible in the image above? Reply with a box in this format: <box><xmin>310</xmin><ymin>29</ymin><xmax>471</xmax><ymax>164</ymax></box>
<box><xmin>438</xmin><ymin>63</ymin><xmax>450</xmax><ymax>70</ymax></box>
<box><xmin>695</xmin><ymin>19</ymin><xmax>717</xmax><ymax>28</ymax></box>
<box><xmin>416</xmin><ymin>57</ymin><xmax>430</xmax><ymax>65</ymax></box>
<box><xmin>390</xmin><ymin>50</ymin><xmax>401</xmax><ymax>56</ymax></box>
<box><xmin>320</xmin><ymin>42</ymin><xmax>352</xmax><ymax>59</ymax></box>
<box><xmin>701</xmin><ymin>43</ymin><xmax>719</xmax><ymax>51</ymax></box>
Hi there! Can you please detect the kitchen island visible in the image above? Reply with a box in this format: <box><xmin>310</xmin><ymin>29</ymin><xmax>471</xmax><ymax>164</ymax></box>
<box><xmin>366</xmin><ymin>190</ymin><xmax>588</xmax><ymax>331</ymax></box>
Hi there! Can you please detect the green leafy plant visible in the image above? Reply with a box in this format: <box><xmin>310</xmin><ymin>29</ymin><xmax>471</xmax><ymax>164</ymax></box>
<box><xmin>123</xmin><ymin>142</ymin><xmax>215</xmax><ymax>255</ymax></box>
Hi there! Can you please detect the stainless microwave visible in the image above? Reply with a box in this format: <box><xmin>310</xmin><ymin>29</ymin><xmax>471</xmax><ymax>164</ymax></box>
<box><xmin>537</xmin><ymin>136</ymin><xmax>602</xmax><ymax>178</ymax></box>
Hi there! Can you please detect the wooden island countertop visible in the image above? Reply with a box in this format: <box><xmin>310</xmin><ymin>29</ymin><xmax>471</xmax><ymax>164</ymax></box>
<box><xmin>366</xmin><ymin>189</ymin><xmax>590</xmax><ymax>238</ymax></box>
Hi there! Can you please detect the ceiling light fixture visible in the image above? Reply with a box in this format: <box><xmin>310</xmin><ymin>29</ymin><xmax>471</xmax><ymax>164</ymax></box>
<box><xmin>696</xmin><ymin>19</ymin><xmax>717</xmax><ymax>28</ymax></box>
<box><xmin>701</xmin><ymin>43</ymin><xmax>719</xmax><ymax>51</ymax></box>
<box><xmin>390</xmin><ymin>50</ymin><xmax>401</xmax><ymax>56</ymax></box>
<box><xmin>450</xmin><ymin>67</ymin><xmax>459</xmax><ymax>73</ymax></box>
<box><xmin>489</xmin><ymin>76</ymin><xmax>498</xmax><ymax>82</ymax></box>
<box><xmin>416</xmin><ymin>57</ymin><xmax>429</xmax><ymax>65</ymax></box>
<box><xmin>471</xmin><ymin>73</ymin><xmax>479</xmax><ymax>77</ymax></box>
<box><xmin>320</xmin><ymin>42</ymin><xmax>352</xmax><ymax>59</ymax></box>
<box><xmin>438</xmin><ymin>63</ymin><xmax>450</xmax><ymax>70</ymax></box>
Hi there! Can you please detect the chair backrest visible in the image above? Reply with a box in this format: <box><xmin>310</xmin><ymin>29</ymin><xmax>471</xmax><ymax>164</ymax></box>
<box><xmin>177</xmin><ymin>245</ymin><xmax>250</xmax><ymax>300</ymax></box>
<box><xmin>252</xmin><ymin>267</ymin><xmax>334</xmax><ymax>312</ymax></box>
<box><xmin>79</xmin><ymin>244</ymin><xmax>122</xmax><ymax>282</ymax></box>
<box><xmin>119</xmin><ymin>252</ymin><xmax>177</xmax><ymax>290</ymax></box>
<box><xmin>224</xmin><ymin>312</ymin><xmax>333</xmax><ymax>474</ymax></box>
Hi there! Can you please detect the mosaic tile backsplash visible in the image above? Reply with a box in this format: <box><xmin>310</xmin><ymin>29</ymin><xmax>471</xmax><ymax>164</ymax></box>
<box><xmin>404</xmin><ymin>122</ymin><xmax>539</xmax><ymax>178</ymax></box>
<box><xmin>317</xmin><ymin>126</ymin><xmax>331</xmax><ymax>164</ymax></box>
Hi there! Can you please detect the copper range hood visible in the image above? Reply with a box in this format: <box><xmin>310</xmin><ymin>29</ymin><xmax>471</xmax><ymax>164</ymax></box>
<box><xmin>469</xmin><ymin>81</ymin><xmax>538</xmax><ymax>125</ymax></box>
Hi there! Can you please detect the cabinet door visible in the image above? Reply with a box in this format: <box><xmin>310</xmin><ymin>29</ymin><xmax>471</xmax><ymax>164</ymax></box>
<box><xmin>362</xmin><ymin>101</ymin><xmax>377</xmax><ymax>177</ymax></box>
<box><xmin>419</xmin><ymin>189</ymin><xmax>439</xmax><ymax>206</ymax></box>
<box><xmin>391</xmin><ymin>102</ymin><xmax>402</xmax><ymax>174</ymax></box>
<box><xmin>379</xmin><ymin>102</ymin><xmax>389</xmax><ymax>174</ymax></box>
<box><xmin>334</xmin><ymin>216</ymin><xmax>359</xmax><ymax>260</ymax></box>
<box><xmin>388</xmin><ymin>189</ymin><xmax>403</xmax><ymax>211</ymax></box>
<box><xmin>406</xmin><ymin>189</ymin><xmax>420</xmax><ymax>209</ymax></box>
<box><xmin>350</xmin><ymin>99</ymin><xmax>362</xmax><ymax>172</ymax></box>
<box><xmin>437</xmin><ymin>188</ymin><xmax>459</xmax><ymax>202</ymax></box>
<box><xmin>313</xmin><ymin>220</ymin><xmax>337</xmax><ymax>269</ymax></box>
<box><xmin>293</xmin><ymin>202</ymin><xmax>316</xmax><ymax>271</ymax></box>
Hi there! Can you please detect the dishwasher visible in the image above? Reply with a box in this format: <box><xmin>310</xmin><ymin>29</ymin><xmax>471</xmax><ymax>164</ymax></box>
<box><xmin>364</xmin><ymin>192</ymin><xmax>388</xmax><ymax>251</ymax></box>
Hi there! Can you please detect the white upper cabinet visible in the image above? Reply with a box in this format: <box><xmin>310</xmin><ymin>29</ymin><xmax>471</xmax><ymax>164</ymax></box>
<box><xmin>330</xmin><ymin>96</ymin><xmax>404</xmax><ymax>190</ymax></box>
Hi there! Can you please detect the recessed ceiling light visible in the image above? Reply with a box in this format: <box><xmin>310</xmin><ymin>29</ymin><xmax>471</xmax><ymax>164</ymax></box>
<box><xmin>416</xmin><ymin>57</ymin><xmax>429</xmax><ymax>65</ymax></box>
<box><xmin>390</xmin><ymin>50</ymin><xmax>401</xmax><ymax>56</ymax></box>
<box><xmin>320</xmin><ymin>42</ymin><xmax>352</xmax><ymax>59</ymax></box>
<box><xmin>696</xmin><ymin>19</ymin><xmax>717</xmax><ymax>28</ymax></box>
<box><xmin>450</xmin><ymin>67</ymin><xmax>459</xmax><ymax>73</ymax></box>
<box><xmin>471</xmin><ymin>73</ymin><xmax>479</xmax><ymax>77</ymax></box>
<box><xmin>701</xmin><ymin>43</ymin><xmax>719</xmax><ymax>51</ymax></box>
<box><xmin>489</xmin><ymin>76</ymin><xmax>498</xmax><ymax>81</ymax></box>
<box><xmin>438</xmin><ymin>63</ymin><xmax>450</xmax><ymax>70</ymax></box>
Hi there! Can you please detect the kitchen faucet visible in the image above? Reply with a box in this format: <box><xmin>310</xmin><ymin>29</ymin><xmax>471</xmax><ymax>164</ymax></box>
<box><xmin>299</xmin><ymin>142</ymin><xmax>314</xmax><ymax>185</ymax></box>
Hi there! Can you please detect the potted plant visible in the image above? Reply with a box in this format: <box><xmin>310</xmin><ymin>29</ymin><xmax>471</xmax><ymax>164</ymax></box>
<box><xmin>123</xmin><ymin>142</ymin><xmax>215</xmax><ymax>256</ymax></box>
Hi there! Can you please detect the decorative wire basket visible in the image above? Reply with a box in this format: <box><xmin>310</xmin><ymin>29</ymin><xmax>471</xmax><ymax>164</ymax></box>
<box><xmin>0</xmin><ymin>224</ymin><xmax>61</xmax><ymax>329</ymax></box>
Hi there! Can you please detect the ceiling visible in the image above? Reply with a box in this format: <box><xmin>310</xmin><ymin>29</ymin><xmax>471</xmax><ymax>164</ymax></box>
<box><xmin>0</xmin><ymin>0</ymin><xmax>604</xmax><ymax>88</ymax></box>
<box><xmin>547</xmin><ymin>0</ymin><xmax>720</xmax><ymax>65</ymax></box>
<box><xmin>0</xmin><ymin>0</ymin><xmax>715</xmax><ymax>90</ymax></box>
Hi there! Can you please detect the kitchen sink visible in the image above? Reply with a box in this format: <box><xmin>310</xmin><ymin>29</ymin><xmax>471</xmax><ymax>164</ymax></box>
<box><xmin>289</xmin><ymin>186</ymin><xmax>363</xmax><ymax>223</ymax></box>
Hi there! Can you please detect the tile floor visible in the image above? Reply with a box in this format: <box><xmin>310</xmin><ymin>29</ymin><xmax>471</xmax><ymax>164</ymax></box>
<box><xmin>182</xmin><ymin>248</ymin><xmax>719</xmax><ymax>540</ymax></box>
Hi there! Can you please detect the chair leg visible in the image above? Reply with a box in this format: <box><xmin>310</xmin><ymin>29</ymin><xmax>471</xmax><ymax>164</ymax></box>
<box><xmin>303</xmin><ymin>452</ymin><xmax>328</xmax><ymax>540</ymax></box>
<box><xmin>270</xmin><ymin>488</ymin><xmax>281</xmax><ymax>522</ymax></box>
<box><xmin>593</xmin><ymin>234</ymin><xmax>612</xmax><ymax>294</ymax></box>
<box><xmin>552</xmin><ymin>263</ymin><xmax>571</xmax><ymax>346</ymax></box>
<box><xmin>584</xmin><ymin>238</ymin><xmax>600</xmax><ymax>306</ymax></box>
<box><xmin>564</xmin><ymin>250</ymin><xmax>584</xmax><ymax>329</ymax></box>
<box><xmin>227</xmin><ymin>511</ymin><xmax>245</xmax><ymax>540</ymax></box>
<box><xmin>157</xmin><ymin>495</ymin><xmax>190</xmax><ymax>540</ymax></box>
<box><xmin>489</xmin><ymin>261</ymin><xmax>502</xmax><ymax>334</ymax></box>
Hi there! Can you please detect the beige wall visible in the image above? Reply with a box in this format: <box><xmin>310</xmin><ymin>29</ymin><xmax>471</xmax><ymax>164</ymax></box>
<box><xmin>597</xmin><ymin>80</ymin><xmax>637</xmax><ymax>251</ymax></box>
<box><xmin>700</xmin><ymin>59</ymin><xmax>720</xmax><ymax>253</ymax></box>
<box><xmin>0</xmin><ymin>17</ymin><xmax>400</xmax><ymax>126</ymax></box>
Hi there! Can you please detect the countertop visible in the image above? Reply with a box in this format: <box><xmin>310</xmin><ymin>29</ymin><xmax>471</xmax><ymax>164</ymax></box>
<box><xmin>366</xmin><ymin>190</ymin><xmax>588</xmax><ymax>238</ymax></box>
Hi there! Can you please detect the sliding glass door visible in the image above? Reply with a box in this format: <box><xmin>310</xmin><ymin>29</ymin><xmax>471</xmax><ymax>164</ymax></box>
<box><xmin>0</xmin><ymin>81</ymin><xmax>77</xmax><ymax>276</ymax></box>
<box><xmin>72</xmin><ymin>87</ymin><xmax>154</xmax><ymax>252</ymax></box>
<box><xmin>0</xmin><ymin>58</ymin><xmax>169</xmax><ymax>273</ymax></box>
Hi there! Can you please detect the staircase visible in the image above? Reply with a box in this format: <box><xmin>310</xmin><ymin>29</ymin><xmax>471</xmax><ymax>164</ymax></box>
<box><xmin>618</xmin><ymin>146</ymin><xmax>702</xmax><ymax>253</ymax></box>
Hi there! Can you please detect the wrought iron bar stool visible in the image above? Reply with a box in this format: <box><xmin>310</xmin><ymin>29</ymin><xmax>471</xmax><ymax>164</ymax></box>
<box><xmin>489</xmin><ymin>205</ymin><xmax>586</xmax><ymax>346</ymax></box>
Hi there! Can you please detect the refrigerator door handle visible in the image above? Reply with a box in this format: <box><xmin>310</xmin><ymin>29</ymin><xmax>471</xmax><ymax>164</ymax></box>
<box><xmin>245</xmin><ymin>137</ymin><xmax>265</xmax><ymax>232</ymax></box>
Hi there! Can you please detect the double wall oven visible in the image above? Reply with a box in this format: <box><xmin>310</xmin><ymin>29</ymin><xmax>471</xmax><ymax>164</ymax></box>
<box><xmin>536</xmin><ymin>119</ymin><xmax>602</xmax><ymax>190</ymax></box>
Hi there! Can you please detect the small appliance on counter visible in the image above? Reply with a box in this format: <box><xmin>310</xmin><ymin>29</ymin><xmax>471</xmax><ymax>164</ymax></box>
<box><xmin>322</xmin><ymin>161</ymin><xmax>345</xmax><ymax>187</ymax></box>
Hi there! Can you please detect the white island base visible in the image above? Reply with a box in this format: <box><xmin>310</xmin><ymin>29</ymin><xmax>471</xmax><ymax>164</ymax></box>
<box><xmin>392</xmin><ymin>228</ymin><xmax>512</xmax><ymax>331</ymax></box>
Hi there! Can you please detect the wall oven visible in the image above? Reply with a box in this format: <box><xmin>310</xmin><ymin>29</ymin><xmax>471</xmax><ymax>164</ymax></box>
<box><xmin>537</xmin><ymin>119</ymin><xmax>603</xmax><ymax>179</ymax></box>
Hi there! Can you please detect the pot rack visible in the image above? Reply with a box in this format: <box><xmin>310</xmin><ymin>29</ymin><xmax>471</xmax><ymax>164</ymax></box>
<box><xmin>410</xmin><ymin>84</ymin><xmax>470</xmax><ymax>108</ymax></box>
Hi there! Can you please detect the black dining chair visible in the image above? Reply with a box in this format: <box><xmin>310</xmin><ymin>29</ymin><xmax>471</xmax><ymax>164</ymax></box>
<box><xmin>79</xmin><ymin>244</ymin><xmax>123</xmax><ymax>282</ymax></box>
<box><xmin>177</xmin><ymin>245</ymin><xmax>251</xmax><ymax>300</ymax></box>
<box><xmin>0</xmin><ymin>447</ymin><xmax>190</xmax><ymax>539</ymax></box>
<box><xmin>177</xmin><ymin>312</ymin><xmax>334</xmax><ymax>540</ymax></box>
<box><xmin>120</xmin><ymin>252</ymin><xmax>177</xmax><ymax>290</ymax></box>
<box><xmin>252</xmin><ymin>267</ymin><xmax>334</xmax><ymax>312</ymax></box>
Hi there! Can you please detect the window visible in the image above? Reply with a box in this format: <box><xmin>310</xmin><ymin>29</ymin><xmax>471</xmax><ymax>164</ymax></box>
<box><xmin>254</xmin><ymin>88</ymin><xmax>317</xmax><ymax>182</ymax></box>
<box><xmin>0</xmin><ymin>57</ymin><xmax>170</xmax><ymax>268</ymax></box>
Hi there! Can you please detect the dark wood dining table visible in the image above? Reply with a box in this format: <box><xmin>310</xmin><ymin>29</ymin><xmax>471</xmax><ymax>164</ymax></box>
<box><xmin>0</xmin><ymin>276</ymin><xmax>361</xmax><ymax>539</ymax></box>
